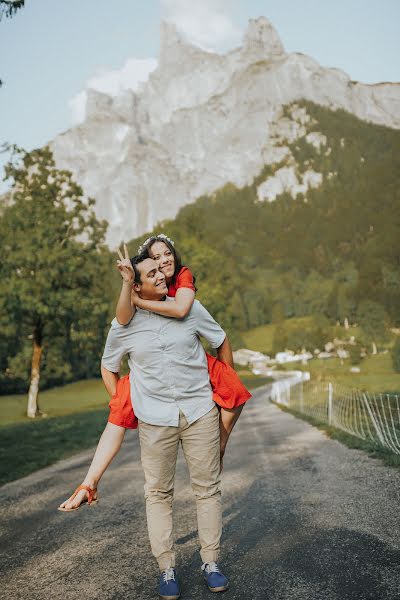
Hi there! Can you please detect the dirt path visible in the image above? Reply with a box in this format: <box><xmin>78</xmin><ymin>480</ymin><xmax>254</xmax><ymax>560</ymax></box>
<box><xmin>1</xmin><ymin>386</ymin><xmax>399</xmax><ymax>599</ymax></box>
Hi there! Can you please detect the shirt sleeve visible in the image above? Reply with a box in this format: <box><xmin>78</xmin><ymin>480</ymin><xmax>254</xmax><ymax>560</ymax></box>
<box><xmin>101</xmin><ymin>321</ymin><xmax>127</xmax><ymax>372</ymax></box>
<box><xmin>192</xmin><ymin>301</ymin><xmax>226</xmax><ymax>348</ymax></box>
<box><xmin>176</xmin><ymin>267</ymin><xmax>196</xmax><ymax>291</ymax></box>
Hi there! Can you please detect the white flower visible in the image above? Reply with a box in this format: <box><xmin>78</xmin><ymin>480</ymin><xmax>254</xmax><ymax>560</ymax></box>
<box><xmin>137</xmin><ymin>233</ymin><xmax>174</xmax><ymax>254</ymax></box>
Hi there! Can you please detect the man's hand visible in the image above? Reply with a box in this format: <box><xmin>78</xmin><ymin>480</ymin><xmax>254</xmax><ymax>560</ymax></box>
<box><xmin>117</xmin><ymin>243</ymin><xmax>134</xmax><ymax>283</ymax></box>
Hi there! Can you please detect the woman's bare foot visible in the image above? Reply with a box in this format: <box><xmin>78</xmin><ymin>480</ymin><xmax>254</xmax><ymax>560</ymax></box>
<box><xmin>58</xmin><ymin>484</ymin><xmax>98</xmax><ymax>511</ymax></box>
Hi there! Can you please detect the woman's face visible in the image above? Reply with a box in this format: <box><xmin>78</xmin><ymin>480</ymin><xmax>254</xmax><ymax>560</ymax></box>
<box><xmin>149</xmin><ymin>241</ymin><xmax>175</xmax><ymax>282</ymax></box>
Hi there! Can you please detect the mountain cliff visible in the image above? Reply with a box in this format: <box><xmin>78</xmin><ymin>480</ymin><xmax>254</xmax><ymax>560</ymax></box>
<box><xmin>51</xmin><ymin>17</ymin><xmax>400</xmax><ymax>246</ymax></box>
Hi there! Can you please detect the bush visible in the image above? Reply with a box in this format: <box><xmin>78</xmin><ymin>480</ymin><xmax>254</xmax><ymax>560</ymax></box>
<box><xmin>391</xmin><ymin>339</ymin><xmax>400</xmax><ymax>373</ymax></box>
<box><xmin>348</xmin><ymin>341</ymin><xmax>363</xmax><ymax>365</ymax></box>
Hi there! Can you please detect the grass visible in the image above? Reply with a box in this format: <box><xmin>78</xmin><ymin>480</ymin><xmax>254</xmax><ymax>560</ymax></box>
<box><xmin>0</xmin><ymin>378</ymin><xmax>111</xmax><ymax>486</ymax></box>
<box><xmin>242</xmin><ymin>320</ymin><xmax>400</xmax><ymax>394</ymax></box>
<box><xmin>278</xmin><ymin>353</ymin><xmax>400</xmax><ymax>394</ymax></box>
<box><xmin>275</xmin><ymin>402</ymin><xmax>400</xmax><ymax>469</ymax></box>
<box><xmin>0</xmin><ymin>378</ymin><xmax>109</xmax><ymax>426</ymax></box>
<box><xmin>0</xmin><ymin>409</ymin><xmax>109</xmax><ymax>486</ymax></box>
<box><xmin>241</xmin><ymin>316</ymin><xmax>337</xmax><ymax>355</ymax></box>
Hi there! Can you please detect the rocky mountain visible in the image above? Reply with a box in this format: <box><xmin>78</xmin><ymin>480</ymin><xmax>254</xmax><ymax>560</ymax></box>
<box><xmin>51</xmin><ymin>17</ymin><xmax>400</xmax><ymax>247</ymax></box>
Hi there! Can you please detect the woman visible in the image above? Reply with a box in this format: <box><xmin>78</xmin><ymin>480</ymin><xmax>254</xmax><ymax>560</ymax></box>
<box><xmin>59</xmin><ymin>235</ymin><xmax>250</xmax><ymax>511</ymax></box>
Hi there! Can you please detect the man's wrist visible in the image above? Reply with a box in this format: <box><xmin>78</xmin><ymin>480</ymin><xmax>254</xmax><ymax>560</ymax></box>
<box><xmin>122</xmin><ymin>280</ymin><xmax>133</xmax><ymax>287</ymax></box>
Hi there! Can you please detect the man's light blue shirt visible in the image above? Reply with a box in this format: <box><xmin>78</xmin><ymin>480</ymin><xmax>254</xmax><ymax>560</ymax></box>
<box><xmin>101</xmin><ymin>298</ymin><xmax>226</xmax><ymax>427</ymax></box>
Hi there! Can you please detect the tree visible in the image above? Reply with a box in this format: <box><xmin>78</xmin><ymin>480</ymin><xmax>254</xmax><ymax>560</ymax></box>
<box><xmin>325</xmin><ymin>282</ymin><xmax>339</xmax><ymax>321</ymax></box>
<box><xmin>0</xmin><ymin>1</ymin><xmax>25</xmax><ymax>86</ymax></box>
<box><xmin>0</xmin><ymin>0</ymin><xmax>24</xmax><ymax>20</ymax></box>
<box><xmin>272</xmin><ymin>323</ymin><xmax>288</xmax><ymax>355</ymax></box>
<box><xmin>391</xmin><ymin>339</ymin><xmax>400</xmax><ymax>373</ymax></box>
<box><xmin>348</xmin><ymin>341</ymin><xmax>363</xmax><ymax>365</ymax></box>
<box><xmin>0</xmin><ymin>146</ymin><xmax>109</xmax><ymax>417</ymax></box>
<box><xmin>357</xmin><ymin>300</ymin><xmax>387</xmax><ymax>345</ymax></box>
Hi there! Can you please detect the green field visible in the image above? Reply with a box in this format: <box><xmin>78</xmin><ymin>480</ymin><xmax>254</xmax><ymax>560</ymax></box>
<box><xmin>289</xmin><ymin>353</ymin><xmax>400</xmax><ymax>393</ymax></box>
<box><xmin>0</xmin><ymin>379</ymin><xmax>109</xmax><ymax>426</ymax></box>
<box><xmin>0</xmin><ymin>409</ymin><xmax>109</xmax><ymax>486</ymax></box>
<box><xmin>242</xmin><ymin>319</ymin><xmax>371</xmax><ymax>356</ymax></box>
<box><xmin>242</xmin><ymin>317</ymin><xmax>313</xmax><ymax>355</ymax></box>
<box><xmin>242</xmin><ymin>321</ymin><xmax>400</xmax><ymax>394</ymax></box>
<box><xmin>0</xmin><ymin>379</ymin><xmax>111</xmax><ymax>486</ymax></box>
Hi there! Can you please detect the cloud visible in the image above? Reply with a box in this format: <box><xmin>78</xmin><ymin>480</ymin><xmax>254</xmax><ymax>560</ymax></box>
<box><xmin>69</xmin><ymin>57</ymin><xmax>157</xmax><ymax>125</ymax></box>
<box><xmin>161</xmin><ymin>0</ymin><xmax>242</xmax><ymax>52</ymax></box>
<box><xmin>69</xmin><ymin>2</ymin><xmax>242</xmax><ymax>125</ymax></box>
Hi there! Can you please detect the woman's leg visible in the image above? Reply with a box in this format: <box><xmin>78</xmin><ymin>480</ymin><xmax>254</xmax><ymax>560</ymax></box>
<box><xmin>59</xmin><ymin>423</ymin><xmax>126</xmax><ymax>510</ymax></box>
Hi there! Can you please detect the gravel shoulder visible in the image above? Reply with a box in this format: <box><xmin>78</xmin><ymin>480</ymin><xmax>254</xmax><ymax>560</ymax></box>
<box><xmin>1</xmin><ymin>387</ymin><xmax>399</xmax><ymax>600</ymax></box>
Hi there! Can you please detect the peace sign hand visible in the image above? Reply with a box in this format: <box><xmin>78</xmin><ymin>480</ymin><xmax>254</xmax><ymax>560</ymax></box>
<box><xmin>116</xmin><ymin>243</ymin><xmax>134</xmax><ymax>283</ymax></box>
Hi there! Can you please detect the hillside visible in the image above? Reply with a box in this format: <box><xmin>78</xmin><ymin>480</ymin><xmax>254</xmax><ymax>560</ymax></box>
<box><xmin>130</xmin><ymin>101</ymin><xmax>400</xmax><ymax>350</ymax></box>
<box><xmin>50</xmin><ymin>17</ymin><xmax>400</xmax><ymax>246</ymax></box>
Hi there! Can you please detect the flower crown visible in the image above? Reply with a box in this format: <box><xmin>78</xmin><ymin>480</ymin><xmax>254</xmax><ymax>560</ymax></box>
<box><xmin>137</xmin><ymin>233</ymin><xmax>175</xmax><ymax>255</ymax></box>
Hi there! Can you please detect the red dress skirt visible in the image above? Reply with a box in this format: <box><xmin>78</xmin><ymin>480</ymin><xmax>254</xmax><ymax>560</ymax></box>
<box><xmin>108</xmin><ymin>353</ymin><xmax>252</xmax><ymax>429</ymax></box>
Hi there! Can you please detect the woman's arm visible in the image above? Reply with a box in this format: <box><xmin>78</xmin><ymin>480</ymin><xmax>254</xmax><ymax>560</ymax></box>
<box><xmin>116</xmin><ymin>281</ymin><xmax>136</xmax><ymax>325</ymax></box>
<box><xmin>115</xmin><ymin>244</ymin><xmax>136</xmax><ymax>325</ymax></box>
<box><xmin>134</xmin><ymin>287</ymin><xmax>195</xmax><ymax>318</ymax></box>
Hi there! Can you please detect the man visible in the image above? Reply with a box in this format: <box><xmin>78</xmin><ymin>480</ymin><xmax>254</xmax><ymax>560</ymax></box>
<box><xmin>101</xmin><ymin>253</ymin><xmax>243</xmax><ymax>599</ymax></box>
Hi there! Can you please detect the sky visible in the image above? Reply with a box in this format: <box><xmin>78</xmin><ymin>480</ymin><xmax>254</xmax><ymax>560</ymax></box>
<box><xmin>0</xmin><ymin>0</ymin><xmax>399</xmax><ymax>171</ymax></box>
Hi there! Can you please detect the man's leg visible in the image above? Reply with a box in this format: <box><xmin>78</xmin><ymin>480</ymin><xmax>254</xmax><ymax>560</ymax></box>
<box><xmin>180</xmin><ymin>406</ymin><xmax>222</xmax><ymax>564</ymax></box>
<box><xmin>138</xmin><ymin>421</ymin><xmax>180</xmax><ymax>571</ymax></box>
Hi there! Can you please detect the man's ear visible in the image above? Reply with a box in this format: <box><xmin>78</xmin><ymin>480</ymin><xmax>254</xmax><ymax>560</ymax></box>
<box><xmin>133</xmin><ymin>282</ymin><xmax>141</xmax><ymax>292</ymax></box>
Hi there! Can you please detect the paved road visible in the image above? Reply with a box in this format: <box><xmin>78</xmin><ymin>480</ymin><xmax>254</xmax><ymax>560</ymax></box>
<box><xmin>1</xmin><ymin>387</ymin><xmax>399</xmax><ymax>600</ymax></box>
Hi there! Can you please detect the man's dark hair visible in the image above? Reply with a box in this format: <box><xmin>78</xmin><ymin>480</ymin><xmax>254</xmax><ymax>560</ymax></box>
<box><xmin>130</xmin><ymin>251</ymin><xmax>150</xmax><ymax>284</ymax></box>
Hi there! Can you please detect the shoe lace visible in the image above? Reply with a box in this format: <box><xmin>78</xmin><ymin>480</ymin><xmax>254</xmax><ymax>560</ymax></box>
<box><xmin>162</xmin><ymin>568</ymin><xmax>176</xmax><ymax>583</ymax></box>
<box><xmin>203</xmin><ymin>562</ymin><xmax>220</xmax><ymax>574</ymax></box>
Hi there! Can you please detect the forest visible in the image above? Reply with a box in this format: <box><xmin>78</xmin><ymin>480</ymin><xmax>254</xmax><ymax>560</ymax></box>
<box><xmin>1</xmin><ymin>101</ymin><xmax>399</xmax><ymax>394</ymax></box>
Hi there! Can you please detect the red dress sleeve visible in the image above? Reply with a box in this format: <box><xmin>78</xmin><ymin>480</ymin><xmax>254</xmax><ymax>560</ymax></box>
<box><xmin>168</xmin><ymin>267</ymin><xmax>195</xmax><ymax>297</ymax></box>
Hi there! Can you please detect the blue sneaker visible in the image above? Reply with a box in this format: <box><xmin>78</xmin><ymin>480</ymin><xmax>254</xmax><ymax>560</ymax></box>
<box><xmin>158</xmin><ymin>567</ymin><xmax>180</xmax><ymax>600</ymax></box>
<box><xmin>202</xmin><ymin>562</ymin><xmax>229</xmax><ymax>592</ymax></box>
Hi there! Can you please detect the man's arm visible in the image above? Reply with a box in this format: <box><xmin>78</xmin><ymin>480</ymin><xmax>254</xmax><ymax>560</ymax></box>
<box><xmin>216</xmin><ymin>335</ymin><xmax>244</xmax><ymax>464</ymax></box>
<box><xmin>101</xmin><ymin>364</ymin><xmax>119</xmax><ymax>397</ymax></box>
<box><xmin>216</xmin><ymin>335</ymin><xmax>233</xmax><ymax>368</ymax></box>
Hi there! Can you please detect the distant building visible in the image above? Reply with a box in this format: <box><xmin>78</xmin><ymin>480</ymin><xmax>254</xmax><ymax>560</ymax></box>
<box><xmin>233</xmin><ymin>348</ymin><xmax>269</xmax><ymax>367</ymax></box>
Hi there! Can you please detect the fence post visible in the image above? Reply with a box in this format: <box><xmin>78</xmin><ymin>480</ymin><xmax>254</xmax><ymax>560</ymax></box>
<box><xmin>328</xmin><ymin>382</ymin><xmax>333</xmax><ymax>425</ymax></box>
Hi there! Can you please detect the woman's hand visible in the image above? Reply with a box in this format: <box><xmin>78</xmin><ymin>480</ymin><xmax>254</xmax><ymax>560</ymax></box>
<box><xmin>117</xmin><ymin>244</ymin><xmax>134</xmax><ymax>283</ymax></box>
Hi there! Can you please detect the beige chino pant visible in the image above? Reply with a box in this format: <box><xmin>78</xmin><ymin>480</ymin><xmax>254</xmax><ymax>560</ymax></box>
<box><xmin>138</xmin><ymin>405</ymin><xmax>222</xmax><ymax>570</ymax></box>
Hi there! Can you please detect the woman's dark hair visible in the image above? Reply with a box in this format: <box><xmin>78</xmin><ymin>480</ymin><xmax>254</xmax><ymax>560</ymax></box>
<box><xmin>141</xmin><ymin>236</ymin><xmax>182</xmax><ymax>286</ymax></box>
<box><xmin>138</xmin><ymin>234</ymin><xmax>197</xmax><ymax>290</ymax></box>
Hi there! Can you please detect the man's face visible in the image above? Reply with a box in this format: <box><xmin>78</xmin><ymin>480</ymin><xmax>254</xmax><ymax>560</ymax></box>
<box><xmin>134</xmin><ymin>258</ymin><xmax>168</xmax><ymax>300</ymax></box>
